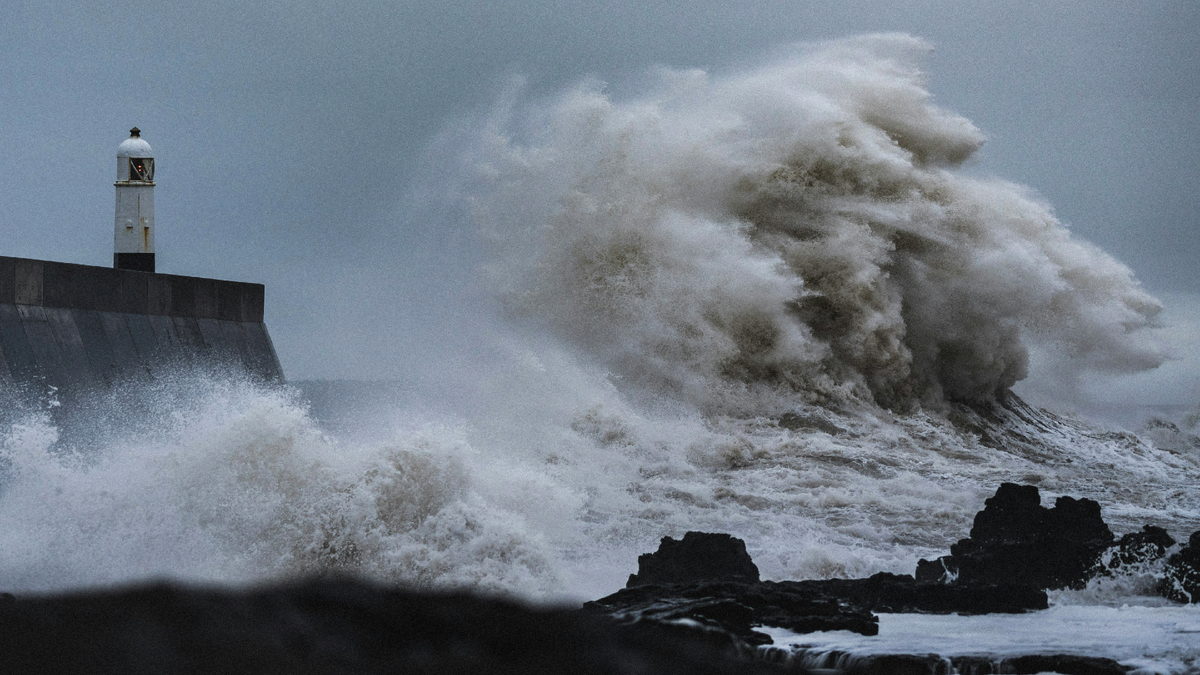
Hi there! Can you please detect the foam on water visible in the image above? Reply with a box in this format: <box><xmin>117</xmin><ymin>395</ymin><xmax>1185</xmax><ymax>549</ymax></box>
<box><xmin>0</xmin><ymin>33</ymin><xmax>1197</xmax><ymax>669</ymax></box>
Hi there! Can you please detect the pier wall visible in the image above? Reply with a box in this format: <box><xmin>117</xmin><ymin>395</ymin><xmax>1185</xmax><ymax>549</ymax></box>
<box><xmin>0</xmin><ymin>256</ymin><xmax>284</xmax><ymax>395</ymax></box>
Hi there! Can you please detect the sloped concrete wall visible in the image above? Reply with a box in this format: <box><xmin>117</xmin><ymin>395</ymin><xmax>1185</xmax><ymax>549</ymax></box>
<box><xmin>0</xmin><ymin>256</ymin><xmax>284</xmax><ymax>396</ymax></box>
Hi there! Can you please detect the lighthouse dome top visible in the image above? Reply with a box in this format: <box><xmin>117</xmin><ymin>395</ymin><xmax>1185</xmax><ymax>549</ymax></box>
<box><xmin>117</xmin><ymin>128</ymin><xmax>153</xmax><ymax>158</ymax></box>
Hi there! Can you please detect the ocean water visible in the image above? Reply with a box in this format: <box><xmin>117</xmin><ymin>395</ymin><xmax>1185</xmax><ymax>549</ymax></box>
<box><xmin>0</xmin><ymin>33</ymin><xmax>1198</xmax><ymax>671</ymax></box>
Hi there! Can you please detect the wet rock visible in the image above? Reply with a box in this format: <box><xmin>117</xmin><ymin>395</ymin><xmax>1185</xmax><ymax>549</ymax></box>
<box><xmin>785</xmin><ymin>573</ymin><xmax>1046</xmax><ymax>614</ymax></box>
<box><xmin>951</xmin><ymin>654</ymin><xmax>1128</xmax><ymax>675</ymax></box>
<box><xmin>1159</xmin><ymin>530</ymin><xmax>1200</xmax><ymax>603</ymax></box>
<box><xmin>915</xmin><ymin>556</ymin><xmax>955</xmax><ymax>583</ymax></box>
<box><xmin>916</xmin><ymin>483</ymin><xmax>1114</xmax><ymax>590</ymax></box>
<box><xmin>0</xmin><ymin>578</ymin><xmax>787</xmax><ymax>675</ymax></box>
<box><xmin>585</xmin><ymin>573</ymin><xmax>1047</xmax><ymax>648</ymax></box>
<box><xmin>1107</xmin><ymin>525</ymin><xmax>1174</xmax><ymax>572</ymax></box>
<box><xmin>627</xmin><ymin>532</ymin><xmax>760</xmax><ymax>587</ymax></box>
<box><xmin>595</xmin><ymin>529</ymin><xmax>1048</xmax><ymax>650</ymax></box>
<box><xmin>585</xmin><ymin>579</ymin><xmax>878</xmax><ymax>645</ymax></box>
<box><xmin>791</xmin><ymin>649</ymin><xmax>948</xmax><ymax>675</ymax></box>
<box><xmin>996</xmin><ymin>654</ymin><xmax>1128</xmax><ymax>675</ymax></box>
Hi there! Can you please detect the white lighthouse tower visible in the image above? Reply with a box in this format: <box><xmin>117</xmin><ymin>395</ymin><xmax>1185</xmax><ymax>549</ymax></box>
<box><xmin>114</xmin><ymin>127</ymin><xmax>155</xmax><ymax>272</ymax></box>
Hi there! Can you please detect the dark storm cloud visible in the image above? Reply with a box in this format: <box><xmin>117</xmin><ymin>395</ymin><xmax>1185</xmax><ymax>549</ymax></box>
<box><xmin>0</xmin><ymin>0</ymin><xmax>1196</xmax><ymax>384</ymax></box>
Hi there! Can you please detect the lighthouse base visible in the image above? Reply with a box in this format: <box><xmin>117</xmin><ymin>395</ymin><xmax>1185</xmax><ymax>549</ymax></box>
<box><xmin>114</xmin><ymin>252</ymin><xmax>155</xmax><ymax>273</ymax></box>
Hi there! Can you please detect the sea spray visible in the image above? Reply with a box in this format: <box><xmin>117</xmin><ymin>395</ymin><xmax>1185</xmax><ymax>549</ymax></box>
<box><xmin>0</xmin><ymin>373</ymin><xmax>564</xmax><ymax>595</ymax></box>
<box><xmin>0</xmin><ymin>357</ymin><xmax>1195</xmax><ymax>603</ymax></box>
<box><xmin>469</xmin><ymin>33</ymin><xmax>1164</xmax><ymax>412</ymax></box>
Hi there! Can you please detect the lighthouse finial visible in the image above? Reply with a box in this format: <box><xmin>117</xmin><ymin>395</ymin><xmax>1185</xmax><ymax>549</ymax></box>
<box><xmin>130</xmin><ymin>127</ymin><xmax>141</xmax><ymax>138</ymax></box>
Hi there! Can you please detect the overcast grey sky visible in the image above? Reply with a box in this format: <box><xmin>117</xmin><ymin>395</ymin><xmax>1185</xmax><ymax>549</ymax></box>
<box><xmin>2</xmin><ymin>0</ymin><xmax>1197</xmax><ymax>405</ymax></box>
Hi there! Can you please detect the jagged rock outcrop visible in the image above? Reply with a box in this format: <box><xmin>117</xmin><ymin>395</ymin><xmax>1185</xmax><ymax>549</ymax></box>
<box><xmin>627</xmin><ymin>532</ymin><xmax>760</xmax><ymax>586</ymax></box>
<box><xmin>587</xmin><ymin>571</ymin><xmax>1048</xmax><ymax>647</ymax></box>
<box><xmin>588</xmin><ymin>532</ymin><xmax>1049</xmax><ymax>649</ymax></box>
<box><xmin>916</xmin><ymin>483</ymin><xmax>1114</xmax><ymax>590</ymax></box>
<box><xmin>1159</xmin><ymin>530</ymin><xmax>1200</xmax><ymax>603</ymax></box>
<box><xmin>1107</xmin><ymin>525</ymin><xmax>1175</xmax><ymax>572</ymax></box>
<box><xmin>586</xmin><ymin>578</ymin><xmax>879</xmax><ymax>646</ymax></box>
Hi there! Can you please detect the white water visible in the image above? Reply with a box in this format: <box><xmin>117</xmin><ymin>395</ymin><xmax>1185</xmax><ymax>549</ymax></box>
<box><xmin>0</xmin><ymin>33</ymin><xmax>1198</xmax><ymax>671</ymax></box>
<box><xmin>766</xmin><ymin>605</ymin><xmax>1200</xmax><ymax>674</ymax></box>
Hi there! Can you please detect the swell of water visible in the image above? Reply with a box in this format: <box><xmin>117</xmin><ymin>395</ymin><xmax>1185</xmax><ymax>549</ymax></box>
<box><xmin>0</xmin><ymin>35</ymin><xmax>1197</xmax><ymax>670</ymax></box>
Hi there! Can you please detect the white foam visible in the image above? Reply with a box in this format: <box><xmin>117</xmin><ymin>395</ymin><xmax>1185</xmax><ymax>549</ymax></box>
<box><xmin>0</xmin><ymin>376</ymin><xmax>565</xmax><ymax>596</ymax></box>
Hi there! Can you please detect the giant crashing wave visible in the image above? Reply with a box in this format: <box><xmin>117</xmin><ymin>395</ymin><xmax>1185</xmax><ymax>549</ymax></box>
<box><xmin>455</xmin><ymin>36</ymin><xmax>1200</xmax><ymax>586</ymax></box>
<box><xmin>470</xmin><ymin>33</ymin><xmax>1165</xmax><ymax>417</ymax></box>
<box><xmin>0</xmin><ymin>35</ymin><xmax>1194</xmax><ymax>602</ymax></box>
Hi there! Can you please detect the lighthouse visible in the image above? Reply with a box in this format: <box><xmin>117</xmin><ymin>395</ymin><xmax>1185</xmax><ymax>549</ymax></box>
<box><xmin>114</xmin><ymin>127</ymin><xmax>155</xmax><ymax>272</ymax></box>
<box><xmin>0</xmin><ymin>127</ymin><xmax>284</xmax><ymax>397</ymax></box>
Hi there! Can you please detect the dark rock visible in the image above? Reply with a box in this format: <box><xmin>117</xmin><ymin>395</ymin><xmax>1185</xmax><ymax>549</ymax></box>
<box><xmin>585</xmin><ymin>579</ymin><xmax>878</xmax><ymax>644</ymax></box>
<box><xmin>594</xmin><ymin>526</ymin><xmax>1048</xmax><ymax>651</ymax></box>
<box><xmin>1107</xmin><ymin>525</ymin><xmax>1175</xmax><ymax>571</ymax></box>
<box><xmin>782</xmin><ymin>573</ymin><xmax>1046</xmax><ymax>615</ymax></box>
<box><xmin>789</xmin><ymin>651</ymin><xmax>1130</xmax><ymax>675</ymax></box>
<box><xmin>0</xmin><ymin>574</ymin><xmax>1139</xmax><ymax>675</ymax></box>
<box><xmin>0</xmin><ymin>577</ymin><xmax>788</xmax><ymax>675</ymax></box>
<box><xmin>585</xmin><ymin>574</ymin><xmax>1046</xmax><ymax>648</ymax></box>
<box><xmin>915</xmin><ymin>556</ymin><xmax>956</xmax><ymax>583</ymax></box>
<box><xmin>918</xmin><ymin>483</ymin><xmax>1115</xmax><ymax>590</ymax></box>
<box><xmin>778</xmin><ymin>412</ymin><xmax>847</xmax><ymax>436</ymax></box>
<box><xmin>1159</xmin><ymin>530</ymin><xmax>1200</xmax><ymax>603</ymax></box>
<box><xmin>627</xmin><ymin>532</ymin><xmax>760</xmax><ymax>587</ymax></box>
<box><xmin>791</xmin><ymin>649</ymin><xmax>949</xmax><ymax>675</ymax></box>
<box><xmin>951</xmin><ymin>654</ymin><xmax>1128</xmax><ymax>675</ymax></box>
<box><xmin>1000</xmin><ymin>654</ymin><xmax>1129</xmax><ymax>675</ymax></box>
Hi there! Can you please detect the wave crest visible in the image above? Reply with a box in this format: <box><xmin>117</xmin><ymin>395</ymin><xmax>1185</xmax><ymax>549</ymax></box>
<box><xmin>473</xmin><ymin>34</ymin><xmax>1163</xmax><ymax>411</ymax></box>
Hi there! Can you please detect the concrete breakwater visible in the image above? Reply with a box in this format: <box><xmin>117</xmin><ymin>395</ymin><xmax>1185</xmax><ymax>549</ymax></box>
<box><xmin>0</xmin><ymin>255</ymin><xmax>283</xmax><ymax>398</ymax></box>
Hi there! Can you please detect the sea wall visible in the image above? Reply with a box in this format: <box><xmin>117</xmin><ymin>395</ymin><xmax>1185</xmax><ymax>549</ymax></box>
<box><xmin>0</xmin><ymin>256</ymin><xmax>284</xmax><ymax>396</ymax></box>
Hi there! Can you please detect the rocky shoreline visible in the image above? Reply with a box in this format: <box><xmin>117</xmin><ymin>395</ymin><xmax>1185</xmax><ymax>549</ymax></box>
<box><xmin>1</xmin><ymin>484</ymin><xmax>1197</xmax><ymax>674</ymax></box>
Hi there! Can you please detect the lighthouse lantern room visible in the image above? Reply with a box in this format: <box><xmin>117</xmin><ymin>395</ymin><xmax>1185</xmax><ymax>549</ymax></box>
<box><xmin>114</xmin><ymin>127</ymin><xmax>155</xmax><ymax>272</ymax></box>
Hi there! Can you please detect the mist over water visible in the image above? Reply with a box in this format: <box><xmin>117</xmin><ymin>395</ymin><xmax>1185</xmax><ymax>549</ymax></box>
<box><xmin>0</xmin><ymin>32</ymin><xmax>1198</xmax><ymax>668</ymax></box>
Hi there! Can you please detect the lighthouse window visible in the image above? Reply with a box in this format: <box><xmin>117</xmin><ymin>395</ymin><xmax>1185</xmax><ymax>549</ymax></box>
<box><xmin>129</xmin><ymin>158</ymin><xmax>154</xmax><ymax>181</ymax></box>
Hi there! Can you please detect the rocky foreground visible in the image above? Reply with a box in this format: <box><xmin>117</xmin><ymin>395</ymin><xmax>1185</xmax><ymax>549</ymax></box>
<box><xmin>2</xmin><ymin>483</ymin><xmax>1198</xmax><ymax>674</ymax></box>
